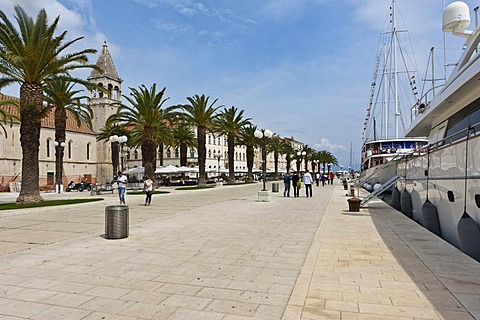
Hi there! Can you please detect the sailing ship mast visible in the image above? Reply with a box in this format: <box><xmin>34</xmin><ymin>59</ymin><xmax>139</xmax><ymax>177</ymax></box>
<box><xmin>362</xmin><ymin>0</ymin><xmax>419</xmax><ymax>143</ymax></box>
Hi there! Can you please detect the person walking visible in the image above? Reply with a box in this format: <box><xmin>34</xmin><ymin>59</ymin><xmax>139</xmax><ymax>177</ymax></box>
<box><xmin>303</xmin><ymin>170</ymin><xmax>313</xmax><ymax>197</ymax></box>
<box><xmin>116</xmin><ymin>171</ymin><xmax>128</xmax><ymax>204</ymax></box>
<box><xmin>329</xmin><ymin>172</ymin><xmax>335</xmax><ymax>185</ymax></box>
<box><xmin>321</xmin><ymin>174</ymin><xmax>326</xmax><ymax>186</ymax></box>
<box><xmin>315</xmin><ymin>172</ymin><xmax>320</xmax><ymax>186</ymax></box>
<box><xmin>291</xmin><ymin>172</ymin><xmax>300</xmax><ymax>197</ymax></box>
<box><xmin>143</xmin><ymin>175</ymin><xmax>154</xmax><ymax>206</ymax></box>
<box><xmin>283</xmin><ymin>171</ymin><xmax>291</xmax><ymax>197</ymax></box>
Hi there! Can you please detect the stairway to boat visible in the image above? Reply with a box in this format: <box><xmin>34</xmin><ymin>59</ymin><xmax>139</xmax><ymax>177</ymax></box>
<box><xmin>360</xmin><ymin>175</ymin><xmax>400</xmax><ymax>206</ymax></box>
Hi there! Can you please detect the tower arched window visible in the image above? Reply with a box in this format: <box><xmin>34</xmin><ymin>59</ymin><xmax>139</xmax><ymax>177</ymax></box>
<box><xmin>174</xmin><ymin>148</ymin><xmax>179</xmax><ymax>158</ymax></box>
<box><xmin>114</xmin><ymin>86</ymin><xmax>120</xmax><ymax>100</ymax></box>
<box><xmin>208</xmin><ymin>135</ymin><xmax>211</xmax><ymax>145</ymax></box>
<box><xmin>98</xmin><ymin>83</ymin><xmax>104</xmax><ymax>97</ymax></box>
<box><xmin>86</xmin><ymin>143</ymin><xmax>90</xmax><ymax>160</ymax></box>
<box><xmin>190</xmin><ymin>149</ymin><xmax>195</xmax><ymax>158</ymax></box>
<box><xmin>134</xmin><ymin>149</ymin><xmax>138</xmax><ymax>160</ymax></box>
<box><xmin>166</xmin><ymin>148</ymin><xmax>171</xmax><ymax>158</ymax></box>
<box><xmin>108</xmin><ymin>84</ymin><xmax>113</xmax><ymax>99</ymax></box>
<box><xmin>208</xmin><ymin>150</ymin><xmax>212</xmax><ymax>158</ymax></box>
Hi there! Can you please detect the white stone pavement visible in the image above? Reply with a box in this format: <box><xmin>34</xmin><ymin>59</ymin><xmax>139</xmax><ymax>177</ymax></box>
<box><xmin>0</xmin><ymin>183</ymin><xmax>479</xmax><ymax>319</ymax></box>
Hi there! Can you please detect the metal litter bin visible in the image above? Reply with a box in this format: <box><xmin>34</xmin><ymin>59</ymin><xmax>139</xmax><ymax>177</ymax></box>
<box><xmin>105</xmin><ymin>205</ymin><xmax>129</xmax><ymax>239</ymax></box>
<box><xmin>272</xmin><ymin>182</ymin><xmax>279</xmax><ymax>193</ymax></box>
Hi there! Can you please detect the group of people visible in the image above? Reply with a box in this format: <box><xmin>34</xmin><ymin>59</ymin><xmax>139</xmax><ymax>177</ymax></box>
<box><xmin>316</xmin><ymin>171</ymin><xmax>336</xmax><ymax>186</ymax></box>
<box><xmin>115</xmin><ymin>171</ymin><xmax>154</xmax><ymax>206</ymax></box>
<box><xmin>282</xmin><ymin>170</ymin><xmax>336</xmax><ymax>198</ymax></box>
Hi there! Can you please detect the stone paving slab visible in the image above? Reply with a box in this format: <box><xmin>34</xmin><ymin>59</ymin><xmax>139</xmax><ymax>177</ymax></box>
<box><xmin>0</xmin><ymin>183</ymin><xmax>479</xmax><ymax>319</ymax></box>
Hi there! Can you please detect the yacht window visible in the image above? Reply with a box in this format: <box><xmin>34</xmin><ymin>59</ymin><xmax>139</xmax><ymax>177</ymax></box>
<box><xmin>445</xmin><ymin>97</ymin><xmax>480</xmax><ymax>141</ymax></box>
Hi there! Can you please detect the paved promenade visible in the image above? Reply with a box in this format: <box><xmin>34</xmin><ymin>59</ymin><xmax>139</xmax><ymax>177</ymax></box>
<box><xmin>0</xmin><ymin>183</ymin><xmax>479</xmax><ymax>319</ymax></box>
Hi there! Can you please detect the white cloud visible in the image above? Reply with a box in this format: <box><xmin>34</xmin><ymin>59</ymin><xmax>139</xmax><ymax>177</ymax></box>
<box><xmin>314</xmin><ymin>138</ymin><xmax>347</xmax><ymax>152</ymax></box>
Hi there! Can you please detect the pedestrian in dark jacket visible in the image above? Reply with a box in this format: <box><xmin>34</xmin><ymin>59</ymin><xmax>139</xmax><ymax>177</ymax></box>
<box><xmin>291</xmin><ymin>172</ymin><xmax>300</xmax><ymax>197</ymax></box>
<box><xmin>283</xmin><ymin>172</ymin><xmax>291</xmax><ymax>197</ymax></box>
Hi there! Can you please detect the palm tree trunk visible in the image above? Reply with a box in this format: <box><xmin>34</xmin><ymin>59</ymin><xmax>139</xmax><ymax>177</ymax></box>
<box><xmin>274</xmin><ymin>151</ymin><xmax>279</xmax><ymax>175</ymax></box>
<box><xmin>197</xmin><ymin>126</ymin><xmax>207</xmax><ymax>187</ymax></box>
<box><xmin>17</xmin><ymin>83</ymin><xmax>44</xmax><ymax>204</ymax></box>
<box><xmin>180</xmin><ymin>144</ymin><xmax>187</xmax><ymax>167</ymax></box>
<box><xmin>246</xmin><ymin>145</ymin><xmax>254</xmax><ymax>182</ymax></box>
<box><xmin>142</xmin><ymin>136</ymin><xmax>156</xmax><ymax>179</ymax></box>
<box><xmin>158</xmin><ymin>143</ymin><xmax>164</xmax><ymax>166</ymax></box>
<box><xmin>286</xmin><ymin>155</ymin><xmax>291</xmax><ymax>173</ymax></box>
<box><xmin>228</xmin><ymin>133</ymin><xmax>235</xmax><ymax>184</ymax></box>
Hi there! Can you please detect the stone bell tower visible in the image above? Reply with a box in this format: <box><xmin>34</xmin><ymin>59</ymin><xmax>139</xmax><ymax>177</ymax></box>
<box><xmin>88</xmin><ymin>41</ymin><xmax>122</xmax><ymax>184</ymax></box>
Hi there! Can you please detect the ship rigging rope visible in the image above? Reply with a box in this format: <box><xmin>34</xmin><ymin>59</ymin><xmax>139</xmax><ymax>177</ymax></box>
<box><xmin>363</xmin><ymin>5</ymin><xmax>419</xmax><ymax>141</ymax></box>
<box><xmin>362</xmin><ymin>53</ymin><xmax>382</xmax><ymax>141</ymax></box>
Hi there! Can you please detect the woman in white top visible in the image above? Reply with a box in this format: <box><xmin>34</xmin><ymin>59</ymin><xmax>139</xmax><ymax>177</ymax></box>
<box><xmin>116</xmin><ymin>171</ymin><xmax>128</xmax><ymax>204</ymax></box>
<box><xmin>143</xmin><ymin>175</ymin><xmax>154</xmax><ymax>206</ymax></box>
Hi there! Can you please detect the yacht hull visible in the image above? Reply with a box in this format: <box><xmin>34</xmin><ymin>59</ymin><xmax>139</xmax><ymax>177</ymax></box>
<box><xmin>396</xmin><ymin>135</ymin><xmax>480</xmax><ymax>250</ymax></box>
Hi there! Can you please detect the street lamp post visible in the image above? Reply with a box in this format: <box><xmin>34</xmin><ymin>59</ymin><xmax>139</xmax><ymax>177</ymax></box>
<box><xmin>297</xmin><ymin>151</ymin><xmax>306</xmax><ymax>172</ymax></box>
<box><xmin>109</xmin><ymin>135</ymin><xmax>128</xmax><ymax>175</ymax></box>
<box><xmin>254</xmin><ymin>128</ymin><xmax>273</xmax><ymax>194</ymax></box>
<box><xmin>313</xmin><ymin>159</ymin><xmax>319</xmax><ymax>174</ymax></box>
<box><xmin>328</xmin><ymin>162</ymin><xmax>333</xmax><ymax>184</ymax></box>
<box><xmin>215</xmin><ymin>154</ymin><xmax>222</xmax><ymax>178</ymax></box>
<box><xmin>312</xmin><ymin>159</ymin><xmax>319</xmax><ymax>186</ymax></box>
<box><xmin>54</xmin><ymin>141</ymin><xmax>66</xmax><ymax>193</ymax></box>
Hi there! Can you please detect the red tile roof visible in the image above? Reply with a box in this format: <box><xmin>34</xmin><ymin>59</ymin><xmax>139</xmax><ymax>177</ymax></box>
<box><xmin>0</xmin><ymin>93</ymin><xmax>95</xmax><ymax>134</ymax></box>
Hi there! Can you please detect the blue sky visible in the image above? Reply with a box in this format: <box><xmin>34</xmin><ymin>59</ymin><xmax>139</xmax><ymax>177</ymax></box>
<box><xmin>0</xmin><ymin>0</ymin><xmax>475</xmax><ymax>169</ymax></box>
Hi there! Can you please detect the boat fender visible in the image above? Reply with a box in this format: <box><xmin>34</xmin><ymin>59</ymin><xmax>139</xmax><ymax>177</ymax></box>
<box><xmin>365</xmin><ymin>183</ymin><xmax>373</xmax><ymax>192</ymax></box>
<box><xmin>421</xmin><ymin>199</ymin><xmax>441</xmax><ymax>236</ymax></box>
<box><xmin>390</xmin><ymin>186</ymin><xmax>401</xmax><ymax>210</ymax></box>
<box><xmin>400</xmin><ymin>189</ymin><xmax>413</xmax><ymax>219</ymax></box>
<box><xmin>457</xmin><ymin>212</ymin><xmax>480</xmax><ymax>261</ymax></box>
<box><xmin>373</xmin><ymin>183</ymin><xmax>382</xmax><ymax>191</ymax></box>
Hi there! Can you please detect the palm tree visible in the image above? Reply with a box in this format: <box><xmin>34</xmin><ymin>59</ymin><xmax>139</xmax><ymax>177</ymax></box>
<box><xmin>266</xmin><ymin>136</ymin><xmax>283</xmax><ymax>177</ymax></box>
<box><xmin>44</xmin><ymin>78</ymin><xmax>92</xmax><ymax>191</ymax></box>
<box><xmin>302</xmin><ymin>145</ymin><xmax>315</xmax><ymax>172</ymax></box>
<box><xmin>318</xmin><ymin>150</ymin><xmax>337</xmax><ymax>173</ymax></box>
<box><xmin>108</xmin><ymin>84</ymin><xmax>174</xmax><ymax>179</ymax></box>
<box><xmin>172</xmin><ymin>123</ymin><xmax>197</xmax><ymax>167</ymax></box>
<box><xmin>0</xmin><ymin>6</ymin><xmax>99</xmax><ymax>204</ymax></box>
<box><xmin>238</xmin><ymin>125</ymin><xmax>258</xmax><ymax>182</ymax></box>
<box><xmin>214</xmin><ymin>106</ymin><xmax>251</xmax><ymax>184</ymax></box>
<box><xmin>97</xmin><ymin>123</ymin><xmax>128</xmax><ymax>181</ymax></box>
<box><xmin>156</xmin><ymin>122</ymin><xmax>174</xmax><ymax>167</ymax></box>
<box><xmin>177</xmin><ymin>94</ymin><xmax>221</xmax><ymax>187</ymax></box>
<box><xmin>280</xmin><ymin>140</ymin><xmax>295</xmax><ymax>173</ymax></box>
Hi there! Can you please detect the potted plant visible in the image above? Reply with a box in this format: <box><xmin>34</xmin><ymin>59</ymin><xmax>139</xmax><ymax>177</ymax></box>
<box><xmin>347</xmin><ymin>197</ymin><xmax>361</xmax><ymax>212</ymax></box>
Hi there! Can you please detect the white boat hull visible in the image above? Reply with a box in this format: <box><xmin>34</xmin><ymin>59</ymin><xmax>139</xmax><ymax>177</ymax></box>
<box><xmin>396</xmin><ymin>134</ymin><xmax>480</xmax><ymax>250</ymax></box>
<box><xmin>360</xmin><ymin>160</ymin><xmax>397</xmax><ymax>185</ymax></box>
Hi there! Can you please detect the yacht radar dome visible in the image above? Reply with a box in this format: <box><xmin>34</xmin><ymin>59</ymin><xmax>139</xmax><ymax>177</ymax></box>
<box><xmin>443</xmin><ymin>1</ymin><xmax>472</xmax><ymax>37</ymax></box>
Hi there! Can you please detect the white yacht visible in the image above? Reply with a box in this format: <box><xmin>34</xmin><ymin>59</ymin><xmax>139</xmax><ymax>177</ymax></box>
<box><xmin>395</xmin><ymin>1</ymin><xmax>480</xmax><ymax>261</ymax></box>
<box><xmin>360</xmin><ymin>0</ymin><xmax>428</xmax><ymax>189</ymax></box>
